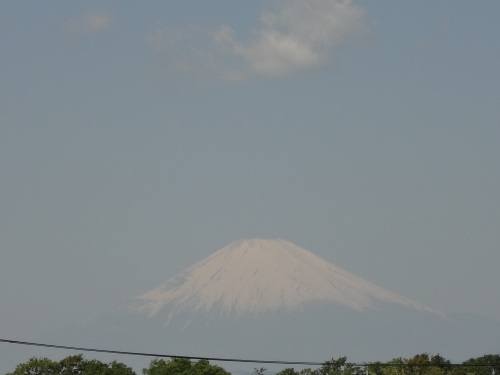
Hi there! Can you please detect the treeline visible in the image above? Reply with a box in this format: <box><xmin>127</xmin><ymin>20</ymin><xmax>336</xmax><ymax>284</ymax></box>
<box><xmin>6</xmin><ymin>353</ymin><xmax>500</xmax><ymax>375</ymax></box>
<box><xmin>276</xmin><ymin>354</ymin><xmax>500</xmax><ymax>375</ymax></box>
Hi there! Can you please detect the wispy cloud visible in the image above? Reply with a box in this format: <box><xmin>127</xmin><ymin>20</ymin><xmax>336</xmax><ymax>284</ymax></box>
<box><xmin>150</xmin><ymin>0</ymin><xmax>366</xmax><ymax>81</ymax></box>
<box><xmin>215</xmin><ymin>0</ymin><xmax>366</xmax><ymax>78</ymax></box>
<box><xmin>65</xmin><ymin>11</ymin><xmax>113</xmax><ymax>34</ymax></box>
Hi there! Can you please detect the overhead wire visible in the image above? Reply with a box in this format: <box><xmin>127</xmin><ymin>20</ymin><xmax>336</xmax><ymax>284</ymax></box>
<box><xmin>1</xmin><ymin>338</ymin><xmax>499</xmax><ymax>368</ymax></box>
<box><xmin>0</xmin><ymin>338</ymin><xmax>322</xmax><ymax>366</ymax></box>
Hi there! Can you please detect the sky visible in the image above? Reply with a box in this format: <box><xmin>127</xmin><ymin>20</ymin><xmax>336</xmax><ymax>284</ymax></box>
<box><xmin>1</xmin><ymin>0</ymin><xmax>499</xmax><ymax>353</ymax></box>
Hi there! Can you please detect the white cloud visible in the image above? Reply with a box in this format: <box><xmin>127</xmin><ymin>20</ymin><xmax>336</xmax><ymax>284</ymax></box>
<box><xmin>65</xmin><ymin>12</ymin><xmax>113</xmax><ymax>34</ymax></box>
<box><xmin>150</xmin><ymin>0</ymin><xmax>366</xmax><ymax>81</ymax></box>
<box><xmin>216</xmin><ymin>0</ymin><xmax>366</xmax><ymax>78</ymax></box>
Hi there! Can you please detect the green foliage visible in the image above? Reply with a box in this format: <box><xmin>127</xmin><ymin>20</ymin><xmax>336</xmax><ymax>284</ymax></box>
<box><xmin>6</xmin><ymin>354</ymin><xmax>136</xmax><ymax>375</ymax></box>
<box><xmin>362</xmin><ymin>354</ymin><xmax>453</xmax><ymax>375</ymax></box>
<box><xmin>364</xmin><ymin>353</ymin><xmax>500</xmax><ymax>375</ymax></box>
<box><xmin>460</xmin><ymin>354</ymin><xmax>500</xmax><ymax>375</ymax></box>
<box><xmin>317</xmin><ymin>357</ymin><xmax>364</xmax><ymax>375</ymax></box>
<box><xmin>365</xmin><ymin>361</ymin><xmax>388</xmax><ymax>375</ymax></box>
<box><xmin>276</xmin><ymin>369</ymin><xmax>299</xmax><ymax>375</ymax></box>
<box><xmin>403</xmin><ymin>353</ymin><xmax>449</xmax><ymax>375</ymax></box>
<box><xmin>278</xmin><ymin>353</ymin><xmax>499</xmax><ymax>375</ymax></box>
<box><xmin>276</xmin><ymin>357</ymin><xmax>364</xmax><ymax>375</ymax></box>
<box><xmin>7</xmin><ymin>352</ymin><xmax>500</xmax><ymax>375</ymax></box>
<box><xmin>142</xmin><ymin>358</ymin><xmax>230</xmax><ymax>375</ymax></box>
<box><xmin>276</xmin><ymin>368</ymin><xmax>316</xmax><ymax>375</ymax></box>
<box><xmin>6</xmin><ymin>357</ymin><xmax>60</xmax><ymax>375</ymax></box>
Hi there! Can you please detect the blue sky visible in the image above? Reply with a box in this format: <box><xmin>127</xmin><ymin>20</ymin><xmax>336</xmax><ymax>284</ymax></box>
<box><xmin>1</xmin><ymin>0</ymin><xmax>499</xmax><ymax>350</ymax></box>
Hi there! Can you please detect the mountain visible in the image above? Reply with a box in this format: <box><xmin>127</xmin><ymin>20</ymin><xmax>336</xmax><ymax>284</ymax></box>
<box><xmin>122</xmin><ymin>238</ymin><xmax>440</xmax><ymax>321</ymax></box>
<box><xmin>6</xmin><ymin>239</ymin><xmax>499</xmax><ymax>374</ymax></box>
<box><xmin>65</xmin><ymin>239</ymin><xmax>461</xmax><ymax>369</ymax></box>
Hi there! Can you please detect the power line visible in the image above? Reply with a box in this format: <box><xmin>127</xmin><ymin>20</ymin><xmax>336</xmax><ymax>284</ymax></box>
<box><xmin>0</xmin><ymin>338</ymin><xmax>322</xmax><ymax>366</ymax></box>
<box><xmin>1</xmin><ymin>338</ymin><xmax>499</xmax><ymax>368</ymax></box>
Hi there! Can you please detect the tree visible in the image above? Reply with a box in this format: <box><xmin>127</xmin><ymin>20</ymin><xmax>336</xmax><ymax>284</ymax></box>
<box><xmin>142</xmin><ymin>358</ymin><xmax>230</xmax><ymax>375</ymax></box>
<box><xmin>6</xmin><ymin>357</ymin><xmax>60</xmax><ymax>375</ymax></box>
<box><xmin>276</xmin><ymin>368</ymin><xmax>316</xmax><ymax>375</ymax></box>
<box><xmin>6</xmin><ymin>354</ymin><xmax>136</xmax><ymax>375</ymax></box>
<box><xmin>317</xmin><ymin>357</ymin><xmax>364</xmax><ymax>375</ymax></box>
<box><xmin>276</xmin><ymin>369</ymin><xmax>299</xmax><ymax>375</ymax></box>
<box><xmin>460</xmin><ymin>354</ymin><xmax>500</xmax><ymax>375</ymax></box>
<box><xmin>370</xmin><ymin>354</ymin><xmax>453</xmax><ymax>375</ymax></box>
<box><xmin>366</xmin><ymin>361</ymin><xmax>390</xmax><ymax>375</ymax></box>
<box><xmin>276</xmin><ymin>357</ymin><xmax>364</xmax><ymax>375</ymax></box>
<box><xmin>403</xmin><ymin>353</ymin><xmax>449</xmax><ymax>375</ymax></box>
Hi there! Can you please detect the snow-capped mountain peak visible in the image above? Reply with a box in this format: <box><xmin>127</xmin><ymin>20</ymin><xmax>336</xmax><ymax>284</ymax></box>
<box><xmin>127</xmin><ymin>239</ymin><xmax>440</xmax><ymax>319</ymax></box>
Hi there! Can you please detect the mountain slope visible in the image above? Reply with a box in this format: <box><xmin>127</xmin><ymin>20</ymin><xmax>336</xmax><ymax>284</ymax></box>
<box><xmin>124</xmin><ymin>239</ymin><xmax>440</xmax><ymax>320</ymax></box>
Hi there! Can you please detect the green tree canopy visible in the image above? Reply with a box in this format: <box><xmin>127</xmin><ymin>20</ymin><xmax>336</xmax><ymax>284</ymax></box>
<box><xmin>276</xmin><ymin>357</ymin><xmax>363</xmax><ymax>375</ymax></box>
<box><xmin>142</xmin><ymin>358</ymin><xmax>230</xmax><ymax>375</ymax></box>
<box><xmin>460</xmin><ymin>354</ymin><xmax>500</xmax><ymax>375</ymax></box>
<box><xmin>6</xmin><ymin>354</ymin><xmax>136</xmax><ymax>375</ymax></box>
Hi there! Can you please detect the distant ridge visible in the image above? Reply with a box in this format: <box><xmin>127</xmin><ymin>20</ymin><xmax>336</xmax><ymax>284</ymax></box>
<box><xmin>124</xmin><ymin>238</ymin><xmax>441</xmax><ymax>320</ymax></box>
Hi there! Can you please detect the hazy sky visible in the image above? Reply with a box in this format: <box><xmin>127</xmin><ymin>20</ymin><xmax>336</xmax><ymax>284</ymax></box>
<box><xmin>1</xmin><ymin>0</ymin><xmax>499</xmax><ymax>347</ymax></box>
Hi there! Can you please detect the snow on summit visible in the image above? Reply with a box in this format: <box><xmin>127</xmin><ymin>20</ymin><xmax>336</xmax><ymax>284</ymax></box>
<box><xmin>128</xmin><ymin>239</ymin><xmax>439</xmax><ymax>318</ymax></box>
